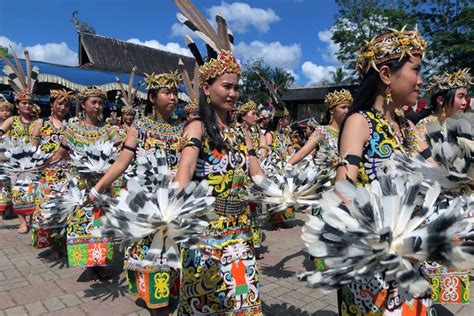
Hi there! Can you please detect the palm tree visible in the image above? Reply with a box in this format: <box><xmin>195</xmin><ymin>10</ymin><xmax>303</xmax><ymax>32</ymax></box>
<box><xmin>329</xmin><ymin>67</ymin><xmax>348</xmax><ymax>85</ymax></box>
<box><xmin>272</xmin><ymin>67</ymin><xmax>295</xmax><ymax>95</ymax></box>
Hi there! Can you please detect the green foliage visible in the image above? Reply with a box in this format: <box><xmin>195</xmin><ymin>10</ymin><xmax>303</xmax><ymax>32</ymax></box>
<box><xmin>332</xmin><ymin>0</ymin><xmax>473</xmax><ymax>74</ymax></box>
<box><xmin>240</xmin><ymin>58</ymin><xmax>295</xmax><ymax>105</ymax></box>
<box><xmin>0</xmin><ymin>46</ymin><xmax>12</xmax><ymax>58</ymax></box>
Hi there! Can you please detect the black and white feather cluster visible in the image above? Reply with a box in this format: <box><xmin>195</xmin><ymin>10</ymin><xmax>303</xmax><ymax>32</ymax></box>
<box><xmin>0</xmin><ymin>138</ymin><xmax>53</xmax><ymax>180</ymax></box>
<box><xmin>300</xmin><ymin>174</ymin><xmax>474</xmax><ymax>295</ymax></box>
<box><xmin>69</xmin><ymin>139</ymin><xmax>119</xmax><ymax>175</ymax></box>
<box><xmin>101</xmin><ymin>150</ymin><xmax>215</xmax><ymax>269</ymax></box>
<box><xmin>40</xmin><ymin>177</ymin><xmax>86</xmax><ymax>227</ymax></box>
<box><xmin>392</xmin><ymin>113</ymin><xmax>473</xmax><ymax>196</ymax></box>
<box><xmin>249</xmin><ymin>164</ymin><xmax>332</xmax><ymax>213</ymax></box>
<box><xmin>124</xmin><ymin>148</ymin><xmax>169</xmax><ymax>194</ymax></box>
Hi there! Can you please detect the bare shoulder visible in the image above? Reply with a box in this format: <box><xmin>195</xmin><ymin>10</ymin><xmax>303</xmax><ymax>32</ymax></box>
<box><xmin>184</xmin><ymin>120</ymin><xmax>204</xmax><ymax>139</ymax></box>
<box><xmin>341</xmin><ymin>113</ymin><xmax>370</xmax><ymax>142</ymax></box>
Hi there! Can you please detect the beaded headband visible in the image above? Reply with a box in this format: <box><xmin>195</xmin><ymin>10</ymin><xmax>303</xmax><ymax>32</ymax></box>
<box><xmin>144</xmin><ymin>71</ymin><xmax>181</xmax><ymax>90</ymax></box>
<box><xmin>50</xmin><ymin>89</ymin><xmax>74</xmax><ymax>103</ymax></box>
<box><xmin>78</xmin><ymin>87</ymin><xmax>106</xmax><ymax>100</ymax></box>
<box><xmin>324</xmin><ymin>89</ymin><xmax>353</xmax><ymax>109</ymax></box>
<box><xmin>427</xmin><ymin>68</ymin><xmax>473</xmax><ymax>96</ymax></box>
<box><xmin>356</xmin><ymin>26</ymin><xmax>427</xmax><ymax>78</ymax></box>
<box><xmin>1</xmin><ymin>49</ymin><xmax>39</xmax><ymax>101</ymax></box>
<box><xmin>236</xmin><ymin>100</ymin><xmax>257</xmax><ymax>115</ymax></box>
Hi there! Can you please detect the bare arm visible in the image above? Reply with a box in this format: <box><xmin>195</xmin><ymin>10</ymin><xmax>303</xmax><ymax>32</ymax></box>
<box><xmin>288</xmin><ymin>135</ymin><xmax>318</xmax><ymax>165</ymax></box>
<box><xmin>174</xmin><ymin>121</ymin><xmax>203</xmax><ymax>192</ymax></box>
<box><xmin>31</xmin><ymin>119</ymin><xmax>43</xmax><ymax>146</ymax></box>
<box><xmin>0</xmin><ymin>116</ymin><xmax>14</xmax><ymax>135</ymax></box>
<box><xmin>92</xmin><ymin>127</ymin><xmax>138</xmax><ymax>194</ymax></box>
<box><xmin>335</xmin><ymin>113</ymin><xmax>370</xmax><ymax>184</ymax></box>
<box><xmin>258</xmin><ymin>134</ymin><xmax>268</xmax><ymax>161</ymax></box>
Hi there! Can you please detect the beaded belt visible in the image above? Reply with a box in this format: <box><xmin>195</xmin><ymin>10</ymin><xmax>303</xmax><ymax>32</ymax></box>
<box><xmin>214</xmin><ymin>198</ymin><xmax>245</xmax><ymax>216</ymax></box>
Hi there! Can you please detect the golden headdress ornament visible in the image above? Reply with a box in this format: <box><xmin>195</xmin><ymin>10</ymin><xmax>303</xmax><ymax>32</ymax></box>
<box><xmin>144</xmin><ymin>71</ymin><xmax>181</xmax><ymax>90</ymax></box>
<box><xmin>179</xmin><ymin>59</ymin><xmax>200</xmax><ymax>114</ymax></box>
<box><xmin>78</xmin><ymin>86</ymin><xmax>107</xmax><ymax>100</ymax></box>
<box><xmin>324</xmin><ymin>89</ymin><xmax>353</xmax><ymax>109</ymax></box>
<box><xmin>427</xmin><ymin>68</ymin><xmax>473</xmax><ymax>96</ymax></box>
<box><xmin>50</xmin><ymin>89</ymin><xmax>74</xmax><ymax>103</ymax></box>
<box><xmin>175</xmin><ymin>0</ymin><xmax>240</xmax><ymax>84</ymax></box>
<box><xmin>236</xmin><ymin>100</ymin><xmax>257</xmax><ymax>115</ymax></box>
<box><xmin>1</xmin><ymin>49</ymin><xmax>39</xmax><ymax>101</ymax></box>
<box><xmin>356</xmin><ymin>25</ymin><xmax>427</xmax><ymax>78</ymax></box>
<box><xmin>116</xmin><ymin>67</ymin><xmax>142</xmax><ymax>114</ymax></box>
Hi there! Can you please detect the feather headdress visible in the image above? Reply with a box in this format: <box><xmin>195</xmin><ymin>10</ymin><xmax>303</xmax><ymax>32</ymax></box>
<box><xmin>175</xmin><ymin>0</ymin><xmax>240</xmax><ymax>84</ymax></box>
<box><xmin>356</xmin><ymin>25</ymin><xmax>427</xmax><ymax>78</ymax></box>
<box><xmin>324</xmin><ymin>89</ymin><xmax>353</xmax><ymax>109</ymax></box>
<box><xmin>116</xmin><ymin>66</ymin><xmax>142</xmax><ymax>114</ymax></box>
<box><xmin>427</xmin><ymin>68</ymin><xmax>473</xmax><ymax>96</ymax></box>
<box><xmin>236</xmin><ymin>100</ymin><xmax>257</xmax><ymax>116</ymax></box>
<box><xmin>101</xmin><ymin>149</ymin><xmax>215</xmax><ymax>269</ymax></box>
<box><xmin>78</xmin><ymin>86</ymin><xmax>106</xmax><ymax>100</ymax></box>
<box><xmin>144</xmin><ymin>71</ymin><xmax>181</xmax><ymax>90</ymax></box>
<box><xmin>50</xmin><ymin>89</ymin><xmax>74</xmax><ymax>103</ymax></box>
<box><xmin>300</xmin><ymin>174</ymin><xmax>474</xmax><ymax>295</ymax></box>
<box><xmin>0</xmin><ymin>49</ymin><xmax>39</xmax><ymax>101</ymax></box>
<box><xmin>179</xmin><ymin>59</ymin><xmax>200</xmax><ymax>114</ymax></box>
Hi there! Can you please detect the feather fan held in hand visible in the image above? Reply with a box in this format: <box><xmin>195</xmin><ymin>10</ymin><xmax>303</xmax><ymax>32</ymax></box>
<box><xmin>39</xmin><ymin>176</ymin><xmax>86</xmax><ymax>227</ymax></box>
<box><xmin>249</xmin><ymin>164</ymin><xmax>332</xmax><ymax>213</ymax></box>
<box><xmin>300</xmin><ymin>174</ymin><xmax>474</xmax><ymax>295</ymax></box>
<box><xmin>69</xmin><ymin>138</ymin><xmax>119</xmax><ymax>175</ymax></box>
<box><xmin>0</xmin><ymin>138</ymin><xmax>53</xmax><ymax>180</ymax></box>
<box><xmin>101</xmin><ymin>149</ymin><xmax>215</xmax><ymax>269</ymax></box>
<box><xmin>391</xmin><ymin>112</ymin><xmax>473</xmax><ymax>197</ymax></box>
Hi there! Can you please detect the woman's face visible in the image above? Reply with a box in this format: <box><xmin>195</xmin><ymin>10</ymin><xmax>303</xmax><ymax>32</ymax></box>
<box><xmin>243</xmin><ymin>109</ymin><xmax>258</xmax><ymax>126</ymax></box>
<box><xmin>331</xmin><ymin>102</ymin><xmax>351</xmax><ymax>125</ymax></box>
<box><xmin>51</xmin><ymin>98</ymin><xmax>69</xmax><ymax>119</ymax></box>
<box><xmin>16</xmin><ymin>99</ymin><xmax>34</xmax><ymax>117</ymax></box>
<box><xmin>81</xmin><ymin>96</ymin><xmax>104</xmax><ymax>120</ymax></box>
<box><xmin>445</xmin><ymin>87</ymin><xmax>468</xmax><ymax>117</ymax></box>
<box><xmin>0</xmin><ymin>109</ymin><xmax>12</xmax><ymax>121</ymax></box>
<box><xmin>187</xmin><ymin>111</ymin><xmax>199</xmax><ymax>121</ymax></box>
<box><xmin>123</xmin><ymin>111</ymin><xmax>135</xmax><ymax>124</ymax></box>
<box><xmin>150</xmin><ymin>87</ymin><xmax>178</xmax><ymax>114</ymax></box>
<box><xmin>279</xmin><ymin>116</ymin><xmax>289</xmax><ymax>127</ymax></box>
<box><xmin>203</xmin><ymin>73</ymin><xmax>240</xmax><ymax>113</ymax></box>
<box><xmin>388</xmin><ymin>56</ymin><xmax>423</xmax><ymax>107</ymax></box>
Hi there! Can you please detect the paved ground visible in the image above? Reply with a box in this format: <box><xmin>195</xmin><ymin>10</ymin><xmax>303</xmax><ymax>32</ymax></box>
<box><xmin>1</xmin><ymin>213</ymin><xmax>472</xmax><ymax>315</ymax></box>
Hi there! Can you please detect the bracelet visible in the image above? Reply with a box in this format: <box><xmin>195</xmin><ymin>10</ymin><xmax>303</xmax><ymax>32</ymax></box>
<box><xmin>420</xmin><ymin>148</ymin><xmax>432</xmax><ymax>159</ymax></box>
<box><xmin>90</xmin><ymin>188</ymin><xmax>101</xmax><ymax>200</ymax></box>
<box><xmin>248</xmin><ymin>148</ymin><xmax>257</xmax><ymax>157</ymax></box>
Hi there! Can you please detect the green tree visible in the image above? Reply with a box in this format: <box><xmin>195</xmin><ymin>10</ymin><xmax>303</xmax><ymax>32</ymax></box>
<box><xmin>329</xmin><ymin>67</ymin><xmax>355</xmax><ymax>84</ymax></box>
<box><xmin>0</xmin><ymin>46</ymin><xmax>12</xmax><ymax>58</ymax></box>
<box><xmin>240</xmin><ymin>59</ymin><xmax>295</xmax><ymax>105</ymax></box>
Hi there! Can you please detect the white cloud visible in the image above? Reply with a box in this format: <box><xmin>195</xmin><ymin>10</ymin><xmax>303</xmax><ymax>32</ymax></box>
<box><xmin>234</xmin><ymin>41</ymin><xmax>302</xmax><ymax>70</ymax></box>
<box><xmin>0</xmin><ymin>36</ymin><xmax>77</xmax><ymax>66</ymax></box>
<box><xmin>170</xmin><ymin>22</ymin><xmax>196</xmax><ymax>39</ymax></box>
<box><xmin>301</xmin><ymin>61</ymin><xmax>336</xmax><ymax>85</ymax></box>
<box><xmin>207</xmin><ymin>2</ymin><xmax>280</xmax><ymax>33</ymax></box>
<box><xmin>317</xmin><ymin>28</ymin><xmax>340</xmax><ymax>64</ymax></box>
<box><xmin>126</xmin><ymin>38</ymin><xmax>192</xmax><ymax>57</ymax></box>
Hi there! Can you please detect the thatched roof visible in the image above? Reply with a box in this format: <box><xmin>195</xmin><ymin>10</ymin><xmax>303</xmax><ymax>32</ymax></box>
<box><xmin>282</xmin><ymin>85</ymin><xmax>358</xmax><ymax>104</ymax></box>
<box><xmin>79</xmin><ymin>32</ymin><xmax>195</xmax><ymax>75</ymax></box>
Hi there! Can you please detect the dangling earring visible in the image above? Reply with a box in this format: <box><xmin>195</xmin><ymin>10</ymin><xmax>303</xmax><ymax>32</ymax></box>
<box><xmin>206</xmin><ymin>95</ymin><xmax>211</xmax><ymax>104</ymax></box>
<box><xmin>384</xmin><ymin>85</ymin><xmax>393</xmax><ymax>105</ymax></box>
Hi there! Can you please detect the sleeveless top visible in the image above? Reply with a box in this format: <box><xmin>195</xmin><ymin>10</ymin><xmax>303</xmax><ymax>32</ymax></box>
<box><xmin>9</xmin><ymin>116</ymin><xmax>35</xmax><ymax>140</ymax></box>
<box><xmin>132</xmin><ymin>112</ymin><xmax>185</xmax><ymax>170</ymax></box>
<box><xmin>39</xmin><ymin>118</ymin><xmax>64</xmax><ymax>154</ymax></box>
<box><xmin>62</xmin><ymin>119</ymin><xmax>117</xmax><ymax>151</ymax></box>
<box><xmin>193</xmin><ymin>123</ymin><xmax>249</xmax><ymax>201</ymax></box>
<box><xmin>357</xmin><ymin>109</ymin><xmax>418</xmax><ymax>185</ymax></box>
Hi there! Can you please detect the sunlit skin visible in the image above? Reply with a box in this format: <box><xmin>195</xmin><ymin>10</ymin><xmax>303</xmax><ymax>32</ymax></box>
<box><xmin>122</xmin><ymin>111</ymin><xmax>135</xmax><ymax>127</ymax></box>
<box><xmin>443</xmin><ymin>87</ymin><xmax>468</xmax><ymax>118</ymax></box>
<box><xmin>149</xmin><ymin>87</ymin><xmax>178</xmax><ymax>120</ymax></box>
<box><xmin>0</xmin><ymin>109</ymin><xmax>12</xmax><ymax>123</ymax></box>
<box><xmin>16</xmin><ymin>99</ymin><xmax>34</xmax><ymax>120</ymax></box>
<box><xmin>81</xmin><ymin>96</ymin><xmax>104</xmax><ymax>126</ymax></box>
<box><xmin>242</xmin><ymin>109</ymin><xmax>258</xmax><ymax>126</ymax></box>
<box><xmin>186</xmin><ymin>111</ymin><xmax>199</xmax><ymax>121</ymax></box>
<box><xmin>203</xmin><ymin>73</ymin><xmax>240</xmax><ymax>122</ymax></box>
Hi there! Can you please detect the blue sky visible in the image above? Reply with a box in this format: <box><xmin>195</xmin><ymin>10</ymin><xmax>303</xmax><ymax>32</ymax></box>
<box><xmin>0</xmin><ymin>0</ymin><xmax>341</xmax><ymax>86</ymax></box>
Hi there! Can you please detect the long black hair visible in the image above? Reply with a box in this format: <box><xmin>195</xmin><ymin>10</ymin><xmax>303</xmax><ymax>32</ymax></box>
<box><xmin>145</xmin><ymin>88</ymin><xmax>160</xmax><ymax>115</ymax></box>
<box><xmin>198</xmin><ymin>78</ymin><xmax>228</xmax><ymax>149</ymax></box>
<box><xmin>429</xmin><ymin>88</ymin><xmax>456</xmax><ymax>114</ymax></box>
<box><xmin>338</xmin><ymin>57</ymin><xmax>411</xmax><ymax>144</ymax></box>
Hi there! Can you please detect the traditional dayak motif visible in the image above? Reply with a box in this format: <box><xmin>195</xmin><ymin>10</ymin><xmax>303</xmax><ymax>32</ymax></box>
<box><xmin>62</xmin><ymin>120</ymin><xmax>118</xmax><ymax>268</ymax></box>
<box><xmin>179</xmin><ymin>124</ymin><xmax>262</xmax><ymax>315</ymax></box>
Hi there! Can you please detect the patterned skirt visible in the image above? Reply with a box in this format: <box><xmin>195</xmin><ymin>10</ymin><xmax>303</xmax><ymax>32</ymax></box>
<box><xmin>11</xmin><ymin>176</ymin><xmax>38</xmax><ymax>216</ymax></box>
<box><xmin>270</xmin><ymin>206</ymin><xmax>295</xmax><ymax>228</ymax></box>
<box><xmin>0</xmin><ymin>175</ymin><xmax>12</xmax><ymax>213</ymax></box>
<box><xmin>248</xmin><ymin>203</ymin><xmax>263</xmax><ymax>248</ymax></box>
<box><xmin>31</xmin><ymin>167</ymin><xmax>69</xmax><ymax>249</ymax></box>
<box><xmin>66</xmin><ymin>205</ymin><xmax>114</xmax><ymax>268</ymax></box>
<box><xmin>339</xmin><ymin>272</ymin><xmax>431</xmax><ymax>316</ymax></box>
<box><xmin>124</xmin><ymin>236</ymin><xmax>180</xmax><ymax>309</ymax></box>
<box><xmin>423</xmin><ymin>262</ymin><xmax>470</xmax><ymax>305</ymax></box>
<box><xmin>178</xmin><ymin>201</ymin><xmax>262</xmax><ymax>315</ymax></box>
